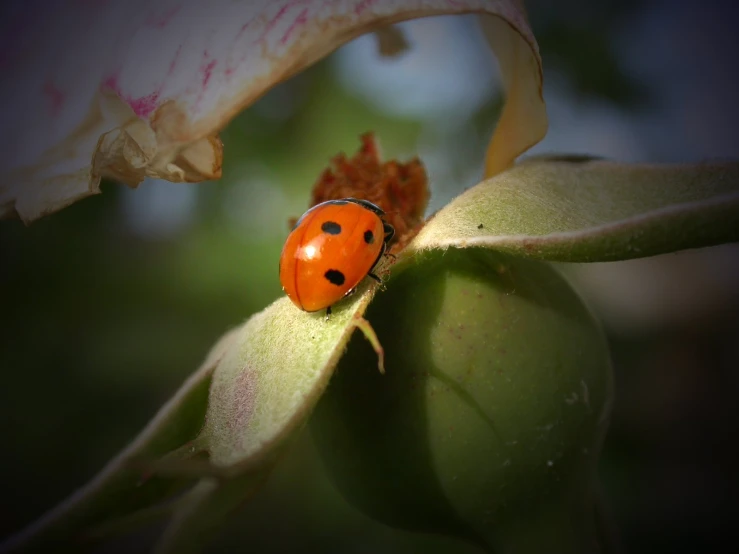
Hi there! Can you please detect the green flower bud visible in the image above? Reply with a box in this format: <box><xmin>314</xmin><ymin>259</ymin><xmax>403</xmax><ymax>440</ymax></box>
<box><xmin>311</xmin><ymin>248</ymin><xmax>613</xmax><ymax>553</ymax></box>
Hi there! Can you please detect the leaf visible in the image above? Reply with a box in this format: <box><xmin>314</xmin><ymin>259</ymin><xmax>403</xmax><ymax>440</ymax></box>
<box><xmin>198</xmin><ymin>288</ymin><xmax>380</xmax><ymax>470</ymax></box>
<box><xmin>0</xmin><ymin>327</ymin><xmax>237</xmax><ymax>551</ymax></box>
<box><xmin>0</xmin><ymin>0</ymin><xmax>543</xmax><ymax>223</ymax></box>
<box><xmin>150</xmin><ymin>283</ymin><xmax>385</xmax><ymax>548</ymax></box>
<box><xmin>409</xmin><ymin>158</ymin><xmax>739</xmax><ymax>262</ymax></box>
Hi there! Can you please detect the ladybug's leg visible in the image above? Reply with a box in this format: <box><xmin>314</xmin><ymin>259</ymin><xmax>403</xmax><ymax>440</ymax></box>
<box><xmin>382</xmin><ymin>223</ymin><xmax>397</xmax><ymax>262</ymax></box>
<box><xmin>325</xmin><ymin>305</ymin><xmax>332</xmax><ymax>321</ymax></box>
<box><xmin>369</xmin><ymin>245</ymin><xmax>387</xmax><ymax>289</ymax></box>
<box><xmin>368</xmin><ymin>271</ymin><xmax>386</xmax><ymax>291</ymax></box>
<box><xmin>368</xmin><ymin>239</ymin><xmax>392</xmax><ymax>289</ymax></box>
<box><xmin>383</xmin><ymin>222</ymin><xmax>395</xmax><ymax>243</ymax></box>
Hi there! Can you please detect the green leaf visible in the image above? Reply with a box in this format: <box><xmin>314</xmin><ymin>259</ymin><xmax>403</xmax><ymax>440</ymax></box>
<box><xmin>147</xmin><ymin>284</ymin><xmax>386</xmax><ymax>548</ymax></box>
<box><xmin>409</xmin><ymin>159</ymin><xmax>739</xmax><ymax>262</ymax></box>
<box><xmin>198</xmin><ymin>286</ymin><xmax>381</xmax><ymax>470</ymax></box>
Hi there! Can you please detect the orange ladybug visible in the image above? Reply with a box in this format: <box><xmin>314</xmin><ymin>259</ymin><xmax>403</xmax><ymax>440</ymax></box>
<box><xmin>279</xmin><ymin>198</ymin><xmax>395</xmax><ymax>318</ymax></box>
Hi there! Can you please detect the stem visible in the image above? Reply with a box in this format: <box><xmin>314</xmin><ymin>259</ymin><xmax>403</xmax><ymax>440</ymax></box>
<box><xmin>351</xmin><ymin>315</ymin><xmax>385</xmax><ymax>374</ymax></box>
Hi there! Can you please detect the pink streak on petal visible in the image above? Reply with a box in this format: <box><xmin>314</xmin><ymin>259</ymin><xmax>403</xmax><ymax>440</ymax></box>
<box><xmin>281</xmin><ymin>8</ymin><xmax>309</xmax><ymax>45</ymax></box>
<box><xmin>101</xmin><ymin>70</ymin><xmax>161</xmax><ymax>119</ymax></box>
<box><xmin>235</xmin><ymin>18</ymin><xmax>256</xmax><ymax>41</ymax></box>
<box><xmin>202</xmin><ymin>59</ymin><xmax>217</xmax><ymax>88</ymax></box>
<box><xmin>266</xmin><ymin>4</ymin><xmax>291</xmax><ymax>35</ymax></box>
<box><xmin>126</xmin><ymin>92</ymin><xmax>160</xmax><ymax>119</ymax></box>
<box><xmin>102</xmin><ymin>73</ymin><xmax>120</xmax><ymax>92</ymax></box>
<box><xmin>168</xmin><ymin>44</ymin><xmax>182</xmax><ymax>75</ymax></box>
<box><xmin>253</xmin><ymin>0</ymin><xmax>311</xmax><ymax>46</ymax></box>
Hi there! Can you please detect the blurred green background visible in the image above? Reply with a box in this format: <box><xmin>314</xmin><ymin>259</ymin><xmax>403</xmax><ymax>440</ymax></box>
<box><xmin>2</xmin><ymin>1</ymin><xmax>738</xmax><ymax>552</ymax></box>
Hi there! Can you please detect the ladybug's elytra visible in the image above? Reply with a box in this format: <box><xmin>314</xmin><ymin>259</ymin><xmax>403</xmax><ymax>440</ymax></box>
<box><xmin>279</xmin><ymin>198</ymin><xmax>395</xmax><ymax>317</ymax></box>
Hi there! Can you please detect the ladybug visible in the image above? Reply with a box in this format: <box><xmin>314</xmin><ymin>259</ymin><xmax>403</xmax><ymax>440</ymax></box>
<box><xmin>279</xmin><ymin>198</ymin><xmax>395</xmax><ymax>318</ymax></box>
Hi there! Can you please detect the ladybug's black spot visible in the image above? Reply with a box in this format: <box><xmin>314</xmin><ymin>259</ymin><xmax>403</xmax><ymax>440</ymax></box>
<box><xmin>324</xmin><ymin>269</ymin><xmax>345</xmax><ymax>286</ymax></box>
<box><xmin>363</xmin><ymin>230</ymin><xmax>375</xmax><ymax>244</ymax></box>
<box><xmin>321</xmin><ymin>221</ymin><xmax>342</xmax><ymax>235</ymax></box>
